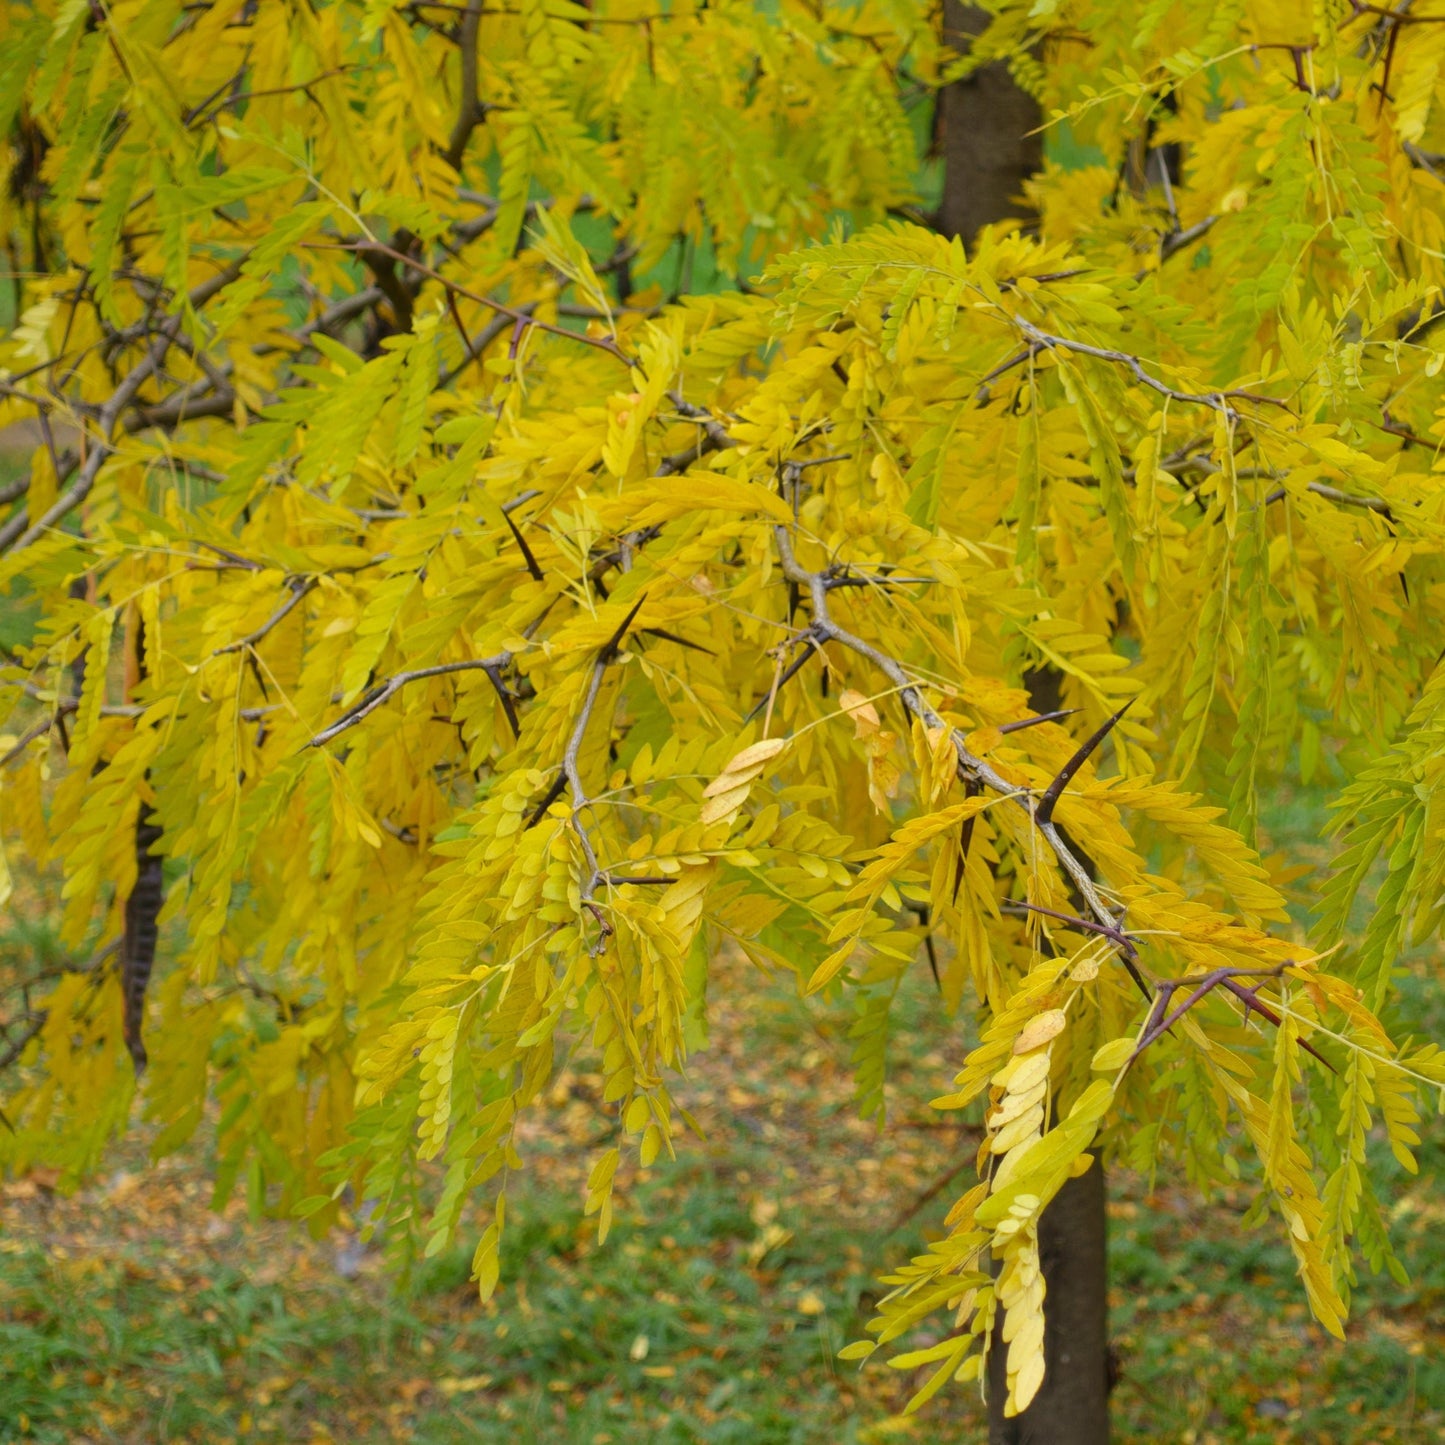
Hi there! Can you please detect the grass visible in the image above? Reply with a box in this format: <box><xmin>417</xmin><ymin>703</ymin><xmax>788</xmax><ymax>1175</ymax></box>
<box><xmin>0</xmin><ymin>959</ymin><xmax>985</xmax><ymax>1443</ymax></box>
<box><xmin>1</xmin><ymin>788</ymin><xmax>1442</xmax><ymax>1443</ymax></box>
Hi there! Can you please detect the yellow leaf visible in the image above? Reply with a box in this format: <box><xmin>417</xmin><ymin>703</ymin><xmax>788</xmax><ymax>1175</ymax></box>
<box><xmin>700</xmin><ymin>782</ymin><xmax>752</xmax><ymax>825</ymax></box>
<box><xmin>1013</xmin><ymin>1009</ymin><xmax>1067</xmax><ymax>1055</ymax></box>
<box><xmin>702</xmin><ymin>769</ymin><xmax>759</xmax><ymax>799</ymax></box>
<box><xmin>1010</xmin><ymin>1347</ymin><xmax>1046</xmax><ymax>1413</ymax></box>
<box><xmin>722</xmin><ymin>737</ymin><xmax>788</xmax><ymax>772</ymax></box>
<box><xmin>840</xmin><ymin>689</ymin><xmax>881</xmax><ymax>736</ymax></box>
<box><xmin>994</xmin><ymin>1051</ymin><xmax>1053</xmax><ymax>1095</ymax></box>
<box><xmin>1091</xmin><ymin>1038</ymin><xmax>1134</xmax><ymax>1072</ymax></box>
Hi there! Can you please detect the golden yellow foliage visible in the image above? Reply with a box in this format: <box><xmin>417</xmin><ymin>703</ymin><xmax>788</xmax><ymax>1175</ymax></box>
<box><xmin>3</xmin><ymin>0</ymin><xmax>1445</xmax><ymax>1417</ymax></box>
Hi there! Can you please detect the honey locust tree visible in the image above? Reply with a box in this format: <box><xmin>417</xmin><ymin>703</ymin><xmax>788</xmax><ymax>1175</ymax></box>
<box><xmin>4</xmin><ymin>0</ymin><xmax>1445</xmax><ymax>1437</ymax></box>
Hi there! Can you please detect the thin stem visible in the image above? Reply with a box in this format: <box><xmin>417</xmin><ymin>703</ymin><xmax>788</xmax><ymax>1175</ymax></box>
<box><xmin>310</xmin><ymin>656</ymin><xmax>513</xmax><ymax>746</ymax></box>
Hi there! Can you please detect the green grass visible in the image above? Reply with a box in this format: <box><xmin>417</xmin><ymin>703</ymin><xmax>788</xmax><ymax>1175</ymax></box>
<box><xmin>3</xmin><ymin>1103</ymin><xmax>1441</xmax><ymax>1444</ymax></box>
<box><xmin>0</xmin><ymin>1142</ymin><xmax>954</xmax><ymax>1443</ymax></box>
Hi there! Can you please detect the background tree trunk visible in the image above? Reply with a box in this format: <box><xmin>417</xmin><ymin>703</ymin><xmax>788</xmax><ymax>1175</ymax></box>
<box><xmin>986</xmin><ymin>1158</ymin><xmax>1111</xmax><ymax>1444</ymax></box>
<box><xmin>941</xmin><ymin>13</ymin><xmax>1115</xmax><ymax>1434</ymax></box>
<box><xmin>979</xmin><ymin>658</ymin><xmax>1113</xmax><ymax>1440</ymax></box>
<box><xmin>937</xmin><ymin>1</ymin><xmax>1043</xmax><ymax>240</ymax></box>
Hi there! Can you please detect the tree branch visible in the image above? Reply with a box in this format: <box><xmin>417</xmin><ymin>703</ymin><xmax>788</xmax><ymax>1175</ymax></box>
<box><xmin>215</xmin><ymin>577</ymin><xmax>318</xmax><ymax>655</ymax></box>
<box><xmin>444</xmin><ymin>0</ymin><xmax>488</xmax><ymax>172</ymax></box>
<box><xmin>772</xmin><ymin>525</ymin><xmax>1150</xmax><ymax>997</ymax></box>
<box><xmin>1</xmin><ymin>316</ymin><xmax>185</xmax><ymax>552</ymax></box>
<box><xmin>1010</xmin><ymin>317</ymin><xmax>1288</xmax><ymax>422</ymax></box>
<box><xmin>310</xmin><ymin>656</ymin><xmax>515</xmax><ymax>746</ymax></box>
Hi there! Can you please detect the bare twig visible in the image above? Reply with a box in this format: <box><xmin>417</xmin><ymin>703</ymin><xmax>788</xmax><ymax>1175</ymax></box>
<box><xmin>744</xmin><ymin>627</ymin><xmax>824</xmax><ymax>723</ymax></box>
<box><xmin>554</xmin><ymin>596</ymin><xmax>648</xmax><ymax>952</ymax></box>
<box><xmin>1264</xmin><ymin>480</ymin><xmax>1396</xmax><ymax>519</ymax></box>
<box><xmin>215</xmin><ymin>577</ymin><xmax>318</xmax><ymax>655</ymax></box>
<box><xmin>310</xmin><ymin>656</ymin><xmax>515</xmax><ymax>746</ymax></box>
<box><xmin>1159</xmin><ymin>214</ymin><xmax>1217</xmax><ymax>263</ymax></box>
<box><xmin>657</xmin><ymin>392</ymin><xmax>741</xmax><ymax>476</ymax></box>
<box><xmin>1011</xmin><ymin>317</ymin><xmax>1288</xmax><ymax>422</ymax></box>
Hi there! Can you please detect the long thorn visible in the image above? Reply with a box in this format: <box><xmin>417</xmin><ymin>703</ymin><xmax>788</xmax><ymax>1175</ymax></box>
<box><xmin>502</xmin><ymin>509</ymin><xmax>544</xmax><ymax>582</ymax></box>
<box><xmin>1034</xmin><ymin>700</ymin><xmax>1134</xmax><ymax>826</ymax></box>
<box><xmin>640</xmin><ymin>627</ymin><xmax>714</xmax><ymax>655</ymax></box>
<box><xmin>953</xmin><ymin>778</ymin><xmax>981</xmax><ymax>904</ymax></box>
<box><xmin>599</xmin><ymin>593</ymin><xmax>647</xmax><ymax>661</ymax></box>
<box><xmin>524</xmin><ymin>771</ymin><xmax>567</xmax><ymax>830</ymax></box>
<box><xmin>1220</xmin><ymin>979</ymin><xmax>1336</xmax><ymax>1072</ymax></box>
<box><xmin>744</xmin><ymin>632</ymin><xmax>819</xmax><ymax>723</ymax></box>
<box><xmin>998</xmin><ymin>708</ymin><xmax>1079</xmax><ymax>735</ymax></box>
<box><xmin>485</xmin><ymin>664</ymin><xmax>520</xmax><ymax>738</ymax></box>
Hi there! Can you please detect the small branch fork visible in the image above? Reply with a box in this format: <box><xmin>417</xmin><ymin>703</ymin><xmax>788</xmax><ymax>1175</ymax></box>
<box><xmin>1009</xmin><ymin>317</ymin><xmax>1288</xmax><ymax>425</ymax></box>
<box><xmin>216</xmin><ymin>577</ymin><xmax>318</xmax><ymax>655</ymax></box>
<box><xmin>745</xmin><ymin>626</ymin><xmax>824</xmax><ymax>724</ymax></box>
<box><xmin>0</xmin><ymin>315</ymin><xmax>185</xmax><ymax>553</ymax></box>
<box><xmin>1000</xmin><ymin>899</ymin><xmax>1137</xmax><ymax>960</ymax></box>
<box><xmin>310</xmin><ymin>656</ymin><xmax>517</xmax><ymax>747</ymax></box>
<box><xmin>1125</xmin><ymin>965</ymin><xmax>1334</xmax><ymax>1072</ymax></box>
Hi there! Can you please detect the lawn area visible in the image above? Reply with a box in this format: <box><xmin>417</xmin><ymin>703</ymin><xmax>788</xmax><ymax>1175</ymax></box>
<box><xmin>0</xmin><ymin>789</ymin><xmax>1441</xmax><ymax>1443</ymax></box>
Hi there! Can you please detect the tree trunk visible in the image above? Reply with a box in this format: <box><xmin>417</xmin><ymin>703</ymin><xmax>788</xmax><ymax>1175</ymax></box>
<box><xmin>983</xmin><ymin>652</ymin><xmax>1113</xmax><ymax>1443</ymax></box>
<box><xmin>937</xmin><ymin>1</ymin><xmax>1043</xmax><ymax>241</ymax></box>
<box><xmin>940</xmin><ymin>28</ymin><xmax>1111</xmax><ymax>1433</ymax></box>
<box><xmin>987</xmin><ymin>1158</ymin><xmax>1110</xmax><ymax>1444</ymax></box>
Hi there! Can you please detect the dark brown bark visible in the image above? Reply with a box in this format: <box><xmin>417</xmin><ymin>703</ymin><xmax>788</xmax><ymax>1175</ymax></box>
<box><xmin>122</xmin><ymin>806</ymin><xmax>164</xmax><ymax>1075</ymax></box>
<box><xmin>978</xmin><ymin>664</ymin><xmax>1113</xmax><ymax>1442</ymax></box>
<box><xmin>121</xmin><ymin>616</ymin><xmax>165</xmax><ymax>1077</ymax></box>
<box><xmin>940</xmin><ymin>28</ymin><xmax>1111</xmax><ymax>1435</ymax></box>
<box><xmin>988</xmin><ymin>1158</ymin><xmax>1110</xmax><ymax>1445</ymax></box>
<box><xmin>937</xmin><ymin>2</ymin><xmax>1043</xmax><ymax>242</ymax></box>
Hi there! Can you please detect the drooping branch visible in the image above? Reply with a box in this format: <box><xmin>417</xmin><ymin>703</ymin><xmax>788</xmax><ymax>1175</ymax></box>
<box><xmin>772</xmin><ymin>525</ymin><xmax>1150</xmax><ymax>997</ymax></box>
<box><xmin>1009</xmin><ymin>316</ymin><xmax>1289</xmax><ymax>424</ymax></box>
<box><xmin>1264</xmin><ymin>479</ymin><xmax>1395</xmax><ymax>520</ymax></box>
